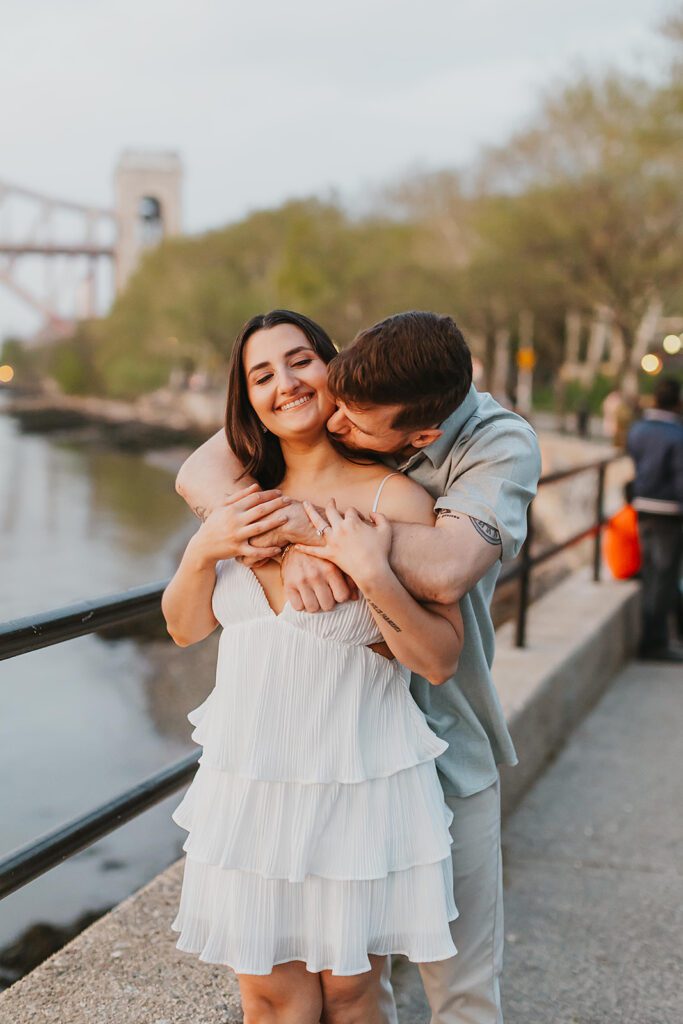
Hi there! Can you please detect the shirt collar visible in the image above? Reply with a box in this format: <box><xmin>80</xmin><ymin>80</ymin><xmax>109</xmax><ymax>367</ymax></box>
<box><xmin>396</xmin><ymin>385</ymin><xmax>480</xmax><ymax>472</ymax></box>
<box><xmin>643</xmin><ymin>408</ymin><xmax>681</xmax><ymax>425</ymax></box>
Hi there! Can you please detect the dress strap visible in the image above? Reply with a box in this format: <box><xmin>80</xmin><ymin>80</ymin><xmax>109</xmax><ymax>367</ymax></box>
<box><xmin>371</xmin><ymin>473</ymin><xmax>401</xmax><ymax>514</ymax></box>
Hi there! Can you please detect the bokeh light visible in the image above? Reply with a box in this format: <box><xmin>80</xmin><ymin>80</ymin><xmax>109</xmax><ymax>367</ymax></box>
<box><xmin>662</xmin><ymin>334</ymin><xmax>682</xmax><ymax>355</ymax></box>
<box><xmin>641</xmin><ymin>354</ymin><xmax>662</xmax><ymax>375</ymax></box>
<box><xmin>0</xmin><ymin>364</ymin><xmax>15</xmax><ymax>383</ymax></box>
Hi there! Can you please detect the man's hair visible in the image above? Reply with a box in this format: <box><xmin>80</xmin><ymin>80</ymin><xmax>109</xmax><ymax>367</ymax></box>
<box><xmin>327</xmin><ymin>311</ymin><xmax>473</xmax><ymax>430</ymax></box>
<box><xmin>653</xmin><ymin>376</ymin><xmax>681</xmax><ymax>412</ymax></box>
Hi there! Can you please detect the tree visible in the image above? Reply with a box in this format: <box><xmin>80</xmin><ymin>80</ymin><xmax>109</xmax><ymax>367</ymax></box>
<box><xmin>479</xmin><ymin>67</ymin><xmax>683</xmax><ymax>386</ymax></box>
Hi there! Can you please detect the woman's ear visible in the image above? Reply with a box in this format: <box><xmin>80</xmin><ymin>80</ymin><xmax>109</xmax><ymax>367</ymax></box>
<box><xmin>409</xmin><ymin>428</ymin><xmax>444</xmax><ymax>450</ymax></box>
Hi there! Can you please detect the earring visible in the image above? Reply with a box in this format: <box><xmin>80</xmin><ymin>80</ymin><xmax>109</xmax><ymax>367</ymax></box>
<box><xmin>261</xmin><ymin>423</ymin><xmax>268</xmax><ymax>434</ymax></box>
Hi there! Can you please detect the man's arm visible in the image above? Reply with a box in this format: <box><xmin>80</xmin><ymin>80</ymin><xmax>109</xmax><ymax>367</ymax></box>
<box><xmin>175</xmin><ymin>429</ymin><xmax>358</xmax><ymax>607</ymax></box>
<box><xmin>175</xmin><ymin>430</ymin><xmax>255</xmax><ymax>521</ymax></box>
<box><xmin>389</xmin><ymin>425</ymin><xmax>541</xmax><ymax>604</ymax></box>
<box><xmin>281</xmin><ymin>425</ymin><xmax>540</xmax><ymax>610</ymax></box>
<box><xmin>388</xmin><ymin>513</ymin><xmax>502</xmax><ymax>605</ymax></box>
<box><xmin>176</xmin><ymin>429</ymin><xmax>323</xmax><ymax>546</ymax></box>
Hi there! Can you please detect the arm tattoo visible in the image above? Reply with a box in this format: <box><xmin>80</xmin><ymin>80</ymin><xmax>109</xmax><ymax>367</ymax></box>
<box><xmin>367</xmin><ymin>600</ymin><xmax>402</xmax><ymax>633</ymax></box>
<box><xmin>193</xmin><ymin>505</ymin><xmax>208</xmax><ymax>522</ymax></box>
<box><xmin>470</xmin><ymin>517</ymin><xmax>501</xmax><ymax>545</ymax></box>
<box><xmin>437</xmin><ymin>507</ymin><xmax>500</xmax><ymax>544</ymax></box>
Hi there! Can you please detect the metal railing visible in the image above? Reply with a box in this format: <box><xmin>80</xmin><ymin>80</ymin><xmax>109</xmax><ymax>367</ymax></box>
<box><xmin>0</xmin><ymin>454</ymin><xmax>623</xmax><ymax>901</ymax></box>
<box><xmin>498</xmin><ymin>458</ymin><xmax>612</xmax><ymax>647</ymax></box>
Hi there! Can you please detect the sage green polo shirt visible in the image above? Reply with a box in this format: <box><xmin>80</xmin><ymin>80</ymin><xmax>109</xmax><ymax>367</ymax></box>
<box><xmin>393</xmin><ymin>385</ymin><xmax>541</xmax><ymax>798</ymax></box>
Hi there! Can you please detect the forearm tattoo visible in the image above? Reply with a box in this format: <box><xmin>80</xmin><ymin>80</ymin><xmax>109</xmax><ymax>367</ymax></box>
<box><xmin>367</xmin><ymin>600</ymin><xmax>402</xmax><ymax>633</ymax></box>
<box><xmin>470</xmin><ymin>517</ymin><xmax>501</xmax><ymax>545</ymax></box>
<box><xmin>436</xmin><ymin>509</ymin><xmax>461</xmax><ymax>522</ymax></box>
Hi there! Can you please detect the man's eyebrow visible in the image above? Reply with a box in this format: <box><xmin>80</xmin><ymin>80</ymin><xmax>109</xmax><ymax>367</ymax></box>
<box><xmin>247</xmin><ymin>346</ymin><xmax>312</xmax><ymax>376</ymax></box>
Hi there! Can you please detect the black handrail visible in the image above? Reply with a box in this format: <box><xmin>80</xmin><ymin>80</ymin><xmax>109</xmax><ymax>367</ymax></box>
<box><xmin>0</xmin><ymin>581</ymin><xmax>166</xmax><ymax>661</ymax></box>
<box><xmin>0</xmin><ymin>752</ymin><xmax>200</xmax><ymax>900</ymax></box>
<box><xmin>0</xmin><ymin>453</ymin><xmax>625</xmax><ymax>900</ymax></box>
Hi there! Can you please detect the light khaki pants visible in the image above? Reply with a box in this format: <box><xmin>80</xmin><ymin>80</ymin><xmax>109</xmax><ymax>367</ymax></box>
<box><xmin>379</xmin><ymin>778</ymin><xmax>504</xmax><ymax>1024</ymax></box>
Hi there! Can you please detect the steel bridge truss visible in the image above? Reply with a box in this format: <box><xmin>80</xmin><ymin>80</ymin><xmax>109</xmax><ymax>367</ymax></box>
<box><xmin>0</xmin><ymin>179</ymin><xmax>116</xmax><ymax>341</ymax></box>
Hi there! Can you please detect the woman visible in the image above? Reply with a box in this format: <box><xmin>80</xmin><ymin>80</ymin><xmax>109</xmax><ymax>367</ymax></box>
<box><xmin>162</xmin><ymin>310</ymin><xmax>463</xmax><ymax>1023</ymax></box>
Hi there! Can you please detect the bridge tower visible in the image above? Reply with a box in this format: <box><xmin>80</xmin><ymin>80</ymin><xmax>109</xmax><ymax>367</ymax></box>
<box><xmin>114</xmin><ymin>150</ymin><xmax>182</xmax><ymax>293</ymax></box>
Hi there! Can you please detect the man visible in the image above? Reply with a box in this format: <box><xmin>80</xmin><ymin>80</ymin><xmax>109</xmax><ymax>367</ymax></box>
<box><xmin>627</xmin><ymin>377</ymin><xmax>683</xmax><ymax>663</ymax></box>
<box><xmin>176</xmin><ymin>310</ymin><xmax>541</xmax><ymax>1024</ymax></box>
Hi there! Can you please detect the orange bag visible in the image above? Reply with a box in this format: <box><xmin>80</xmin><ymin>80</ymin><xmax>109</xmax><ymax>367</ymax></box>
<box><xmin>603</xmin><ymin>504</ymin><xmax>641</xmax><ymax>579</ymax></box>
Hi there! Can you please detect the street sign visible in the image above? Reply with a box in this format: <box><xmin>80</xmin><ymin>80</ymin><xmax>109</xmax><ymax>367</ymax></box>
<box><xmin>517</xmin><ymin>347</ymin><xmax>536</xmax><ymax>371</ymax></box>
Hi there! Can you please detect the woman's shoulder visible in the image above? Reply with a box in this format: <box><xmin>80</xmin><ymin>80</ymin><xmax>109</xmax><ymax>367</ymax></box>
<box><xmin>372</xmin><ymin>471</ymin><xmax>435</xmax><ymax>525</ymax></box>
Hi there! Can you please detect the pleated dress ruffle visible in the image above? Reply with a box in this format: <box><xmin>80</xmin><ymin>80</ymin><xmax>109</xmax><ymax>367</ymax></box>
<box><xmin>171</xmin><ymin>559</ymin><xmax>458</xmax><ymax>976</ymax></box>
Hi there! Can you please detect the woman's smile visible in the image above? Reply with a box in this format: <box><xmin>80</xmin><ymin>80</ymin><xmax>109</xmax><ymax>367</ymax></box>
<box><xmin>277</xmin><ymin>393</ymin><xmax>315</xmax><ymax>413</ymax></box>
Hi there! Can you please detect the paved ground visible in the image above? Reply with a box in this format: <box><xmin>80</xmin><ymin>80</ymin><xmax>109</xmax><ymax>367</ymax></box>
<box><xmin>3</xmin><ymin>648</ymin><xmax>678</xmax><ymax>1024</ymax></box>
<box><xmin>392</xmin><ymin>659</ymin><xmax>683</xmax><ymax>1023</ymax></box>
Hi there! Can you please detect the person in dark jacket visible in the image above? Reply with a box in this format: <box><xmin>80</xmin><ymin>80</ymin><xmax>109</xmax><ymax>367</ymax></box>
<box><xmin>627</xmin><ymin>377</ymin><xmax>683</xmax><ymax>661</ymax></box>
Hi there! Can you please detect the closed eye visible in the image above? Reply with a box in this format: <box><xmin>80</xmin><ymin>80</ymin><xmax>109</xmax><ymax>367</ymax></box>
<box><xmin>254</xmin><ymin>357</ymin><xmax>313</xmax><ymax>385</ymax></box>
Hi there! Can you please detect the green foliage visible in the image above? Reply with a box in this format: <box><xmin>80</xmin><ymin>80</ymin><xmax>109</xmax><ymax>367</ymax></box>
<box><xmin>48</xmin><ymin>325</ymin><xmax>103</xmax><ymax>395</ymax></box>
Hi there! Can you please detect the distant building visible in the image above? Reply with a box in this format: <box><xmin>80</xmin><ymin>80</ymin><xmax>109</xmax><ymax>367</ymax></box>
<box><xmin>114</xmin><ymin>151</ymin><xmax>182</xmax><ymax>292</ymax></box>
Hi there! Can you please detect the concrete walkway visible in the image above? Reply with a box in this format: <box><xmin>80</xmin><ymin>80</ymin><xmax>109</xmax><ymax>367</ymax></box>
<box><xmin>394</xmin><ymin>658</ymin><xmax>683</xmax><ymax>1023</ymax></box>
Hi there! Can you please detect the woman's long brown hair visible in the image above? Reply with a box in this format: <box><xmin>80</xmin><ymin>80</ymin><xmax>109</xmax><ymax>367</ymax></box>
<box><xmin>225</xmin><ymin>310</ymin><xmax>343</xmax><ymax>489</ymax></box>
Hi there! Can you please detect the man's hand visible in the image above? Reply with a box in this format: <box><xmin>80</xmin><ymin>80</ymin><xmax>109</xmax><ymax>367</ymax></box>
<box><xmin>281</xmin><ymin>548</ymin><xmax>358</xmax><ymax>613</ymax></box>
<box><xmin>249</xmin><ymin>499</ymin><xmax>327</xmax><ymax>551</ymax></box>
<box><xmin>297</xmin><ymin>500</ymin><xmax>392</xmax><ymax>589</ymax></box>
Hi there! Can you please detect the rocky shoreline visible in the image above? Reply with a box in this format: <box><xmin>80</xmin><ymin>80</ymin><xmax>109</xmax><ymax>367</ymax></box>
<box><xmin>0</xmin><ymin>911</ymin><xmax>111</xmax><ymax>991</ymax></box>
<box><xmin>2</xmin><ymin>387</ymin><xmax>224</xmax><ymax>451</ymax></box>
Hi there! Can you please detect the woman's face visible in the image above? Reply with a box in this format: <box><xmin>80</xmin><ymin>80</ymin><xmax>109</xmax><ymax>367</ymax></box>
<box><xmin>243</xmin><ymin>323</ymin><xmax>336</xmax><ymax>440</ymax></box>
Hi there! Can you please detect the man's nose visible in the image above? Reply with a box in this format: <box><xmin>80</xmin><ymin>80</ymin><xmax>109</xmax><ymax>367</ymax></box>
<box><xmin>327</xmin><ymin>408</ymin><xmax>346</xmax><ymax>433</ymax></box>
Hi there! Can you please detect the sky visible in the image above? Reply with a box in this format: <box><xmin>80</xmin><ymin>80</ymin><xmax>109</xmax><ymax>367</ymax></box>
<box><xmin>0</xmin><ymin>0</ymin><xmax>675</xmax><ymax>336</ymax></box>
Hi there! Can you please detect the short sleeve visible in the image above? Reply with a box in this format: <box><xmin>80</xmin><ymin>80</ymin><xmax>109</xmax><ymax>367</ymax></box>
<box><xmin>433</xmin><ymin>423</ymin><xmax>541</xmax><ymax>561</ymax></box>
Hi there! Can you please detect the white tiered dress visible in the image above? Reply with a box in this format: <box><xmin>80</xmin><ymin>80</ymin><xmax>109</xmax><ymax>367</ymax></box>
<box><xmin>171</xmin><ymin>536</ymin><xmax>458</xmax><ymax>975</ymax></box>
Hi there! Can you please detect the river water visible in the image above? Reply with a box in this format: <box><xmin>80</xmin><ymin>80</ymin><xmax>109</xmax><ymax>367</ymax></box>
<box><xmin>0</xmin><ymin>399</ymin><xmax>219</xmax><ymax>955</ymax></box>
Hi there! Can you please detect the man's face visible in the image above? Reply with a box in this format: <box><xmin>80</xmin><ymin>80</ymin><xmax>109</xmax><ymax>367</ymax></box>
<box><xmin>326</xmin><ymin>399</ymin><xmax>435</xmax><ymax>456</ymax></box>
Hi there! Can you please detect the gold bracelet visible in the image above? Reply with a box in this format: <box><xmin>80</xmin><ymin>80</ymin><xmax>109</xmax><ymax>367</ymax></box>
<box><xmin>279</xmin><ymin>543</ymin><xmax>296</xmax><ymax>581</ymax></box>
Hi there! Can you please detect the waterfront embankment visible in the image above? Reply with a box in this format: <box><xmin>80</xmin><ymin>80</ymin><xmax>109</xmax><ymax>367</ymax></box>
<box><xmin>2</xmin><ymin>386</ymin><xmax>225</xmax><ymax>450</ymax></box>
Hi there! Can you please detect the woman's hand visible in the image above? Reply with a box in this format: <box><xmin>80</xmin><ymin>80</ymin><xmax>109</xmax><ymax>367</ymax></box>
<box><xmin>296</xmin><ymin>499</ymin><xmax>392</xmax><ymax>588</ymax></box>
<box><xmin>191</xmin><ymin>483</ymin><xmax>291</xmax><ymax>566</ymax></box>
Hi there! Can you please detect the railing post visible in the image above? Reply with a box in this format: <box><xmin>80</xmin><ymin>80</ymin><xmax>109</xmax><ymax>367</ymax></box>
<box><xmin>515</xmin><ymin>503</ymin><xmax>534</xmax><ymax>648</ymax></box>
<box><xmin>593</xmin><ymin>462</ymin><xmax>606</xmax><ymax>582</ymax></box>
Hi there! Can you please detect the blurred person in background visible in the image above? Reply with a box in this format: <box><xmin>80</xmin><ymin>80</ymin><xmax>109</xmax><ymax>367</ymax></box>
<box><xmin>627</xmin><ymin>377</ymin><xmax>683</xmax><ymax>662</ymax></box>
<box><xmin>603</xmin><ymin>390</ymin><xmax>639</xmax><ymax>450</ymax></box>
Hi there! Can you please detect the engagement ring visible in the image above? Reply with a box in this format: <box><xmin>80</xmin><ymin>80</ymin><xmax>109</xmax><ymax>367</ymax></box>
<box><xmin>316</xmin><ymin>525</ymin><xmax>330</xmax><ymax>537</ymax></box>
